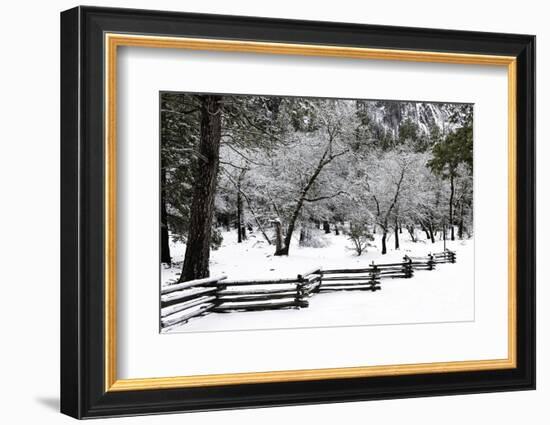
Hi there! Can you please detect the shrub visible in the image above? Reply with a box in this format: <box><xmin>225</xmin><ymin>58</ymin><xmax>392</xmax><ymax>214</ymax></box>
<box><xmin>210</xmin><ymin>228</ymin><xmax>223</xmax><ymax>250</ymax></box>
<box><xmin>299</xmin><ymin>227</ymin><xmax>330</xmax><ymax>248</ymax></box>
<box><xmin>348</xmin><ymin>223</ymin><xmax>374</xmax><ymax>256</ymax></box>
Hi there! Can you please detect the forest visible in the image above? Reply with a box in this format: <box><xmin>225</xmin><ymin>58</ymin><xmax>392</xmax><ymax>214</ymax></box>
<box><xmin>160</xmin><ymin>93</ymin><xmax>473</xmax><ymax>284</ymax></box>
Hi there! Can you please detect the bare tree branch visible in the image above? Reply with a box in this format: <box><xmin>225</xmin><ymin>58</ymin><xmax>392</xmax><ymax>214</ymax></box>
<box><xmin>304</xmin><ymin>190</ymin><xmax>348</xmax><ymax>203</ymax></box>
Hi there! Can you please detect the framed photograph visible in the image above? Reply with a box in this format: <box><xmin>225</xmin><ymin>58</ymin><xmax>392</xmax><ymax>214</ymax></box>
<box><xmin>60</xmin><ymin>6</ymin><xmax>535</xmax><ymax>419</ymax></box>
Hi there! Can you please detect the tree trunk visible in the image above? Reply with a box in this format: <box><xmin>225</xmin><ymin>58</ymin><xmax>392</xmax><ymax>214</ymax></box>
<box><xmin>443</xmin><ymin>220</ymin><xmax>447</xmax><ymax>250</ymax></box>
<box><xmin>381</xmin><ymin>230</ymin><xmax>387</xmax><ymax>255</ymax></box>
<box><xmin>236</xmin><ymin>169</ymin><xmax>247</xmax><ymax>243</ymax></box>
<box><xmin>160</xmin><ymin>162</ymin><xmax>171</xmax><ymax>265</ymax></box>
<box><xmin>273</xmin><ymin>220</ymin><xmax>284</xmax><ymax>254</ymax></box>
<box><xmin>323</xmin><ymin>221</ymin><xmax>331</xmax><ymax>234</ymax></box>
<box><xmin>395</xmin><ymin>220</ymin><xmax>400</xmax><ymax>249</ymax></box>
<box><xmin>458</xmin><ymin>202</ymin><xmax>464</xmax><ymax>239</ymax></box>
<box><xmin>179</xmin><ymin>95</ymin><xmax>222</xmax><ymax>282</ymax></box>
<box><xmin>237</xmin><ymin>185</ymin><xmax>242</xmax><ymax>243</ymax></box>
<box><xmin>428</xmin><ymin>224</ymin><xmax>435</xmax><ymax>244</ymax></box>
<box><xmin>394</xmin><ymin>218</ymin><xmax>400</xmax><ymax>249</ymax></box>
<box><xmin>334</xmin><ymin>223</ymin><xmax>340</xmax><ymax>235</ymax></box>
<box><xmin>449</xmin><ymin>174</ymin><xmax>455</xmax><ymax>241</ymax></box>
<box><xmin>407</xmin><ymin>225</ymin><xmax>417</xmax><ymax>242</ymax></box>
<box><xmin>222</xmin><ymin>214</ymin><xmax>231</xmax><ymax>232</ymax></box>
<box><xmin>420</xmin><ymin>222</ymin><xmax>430</xmax><ymax>240</ymax></box>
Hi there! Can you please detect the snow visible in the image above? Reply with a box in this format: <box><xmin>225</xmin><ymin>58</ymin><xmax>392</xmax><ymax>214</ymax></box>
<box><xmin>161</xmin><ymin>229</ymin><xmax>474</xmax><ymax>333</ymax></box>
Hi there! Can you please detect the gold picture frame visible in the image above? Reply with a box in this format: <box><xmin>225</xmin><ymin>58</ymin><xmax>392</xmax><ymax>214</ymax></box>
<box><xmin>105</xmin><ymin>34</ymin><xmax>517</xmax><ymax>392</ymax></box>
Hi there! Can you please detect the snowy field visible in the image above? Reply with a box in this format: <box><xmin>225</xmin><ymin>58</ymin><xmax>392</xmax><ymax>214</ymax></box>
<box><xmin>161</xmin><ymin>230</ymin><xmax>474</xmax><ymax>333</ymax></box>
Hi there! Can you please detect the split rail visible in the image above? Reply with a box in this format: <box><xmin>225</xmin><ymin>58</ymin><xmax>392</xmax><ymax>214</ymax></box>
<box><xmin>160</xmin><ymin>249</ymin><xmax>457</xmax><ymax>330</ymax></box>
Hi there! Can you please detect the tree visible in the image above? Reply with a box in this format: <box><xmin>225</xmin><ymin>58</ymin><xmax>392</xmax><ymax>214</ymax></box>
<box><xmin>218</xmin><ymin>159</ymin><xmax>273</xmax><ymax>245</ymax></box>
<box><xmin>427</xmin><ymin>106</ymin><xmax>473</xmax><ymax>241</ymax></box>
<box><xmin>179</xmin><ymin>95</ymin><xmax>223</xmax><ymax>282</ymax></box>
<box><xmin>236</xmin><ymin>167</ymin><xmax>247</xmax><ymax>243</ymax></box>
<box><xmin>273</xmin><ymin>131</ymin><xmax>349</xmax><ymax>255</ymax></box>
<box><xmin>453</xmin><ymin>164</ymin><xmax>473</xmax><ymax>239</ymax></box>
<box><xmin>348</xmin><ymin>221</ymin><xmax>374</xmax><ymax>256</ymax></box>
<box><xmin>160</xmin><ymin>93</ymin><xmax>202</xmax><ymax>249</ymax></box>
<box><xmin>364</xmin><ymin>150</ymin><xmax>415</xmax><ymax>254</ymax></box>
<box><xmin>267</xmin><ymin>100</ymin><xmax>352</xmax><ymax>255</ymax></box>
<box><xmin>160</xmin><ymin>159</ymin><xmax>171</xmax><ymax>265</ymax></box>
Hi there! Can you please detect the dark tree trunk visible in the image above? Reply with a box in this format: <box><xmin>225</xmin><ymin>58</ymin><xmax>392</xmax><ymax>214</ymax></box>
<box><xmin>449</xmin><ymin>174</ymin><xmax>455</xmax><ymax>241</ymax></box>
<box><xmin>421</xmin><ymin>222</ymin><xmax>430</xmax><ymax>240</ymax></box>
<box><xmin>394</xmin><ymin>218</ymin><xmax>399</xmax><ymax>249</ymax></box>
<box><xmin>429</xmin><ymin>224</ymin><xmax>435</xmax><ymax>243</ymax></box>
<box><xmin>179</xmin><ymin>95</ymin><xmax>222</xmax><ymax>282</ymax></box>
<box><xmin>375</xmin><ymin>166</ymin><xmax>406</xmax><ymax>255</ymax></box>
<box><xmin>237</xmin><ymin>187</ymin><xmax>243</xmax><ymax>243</ymax></box>
<box><xmin>160</xmin><ymin>163</ymin><xmax>171</xmax><ymax>265</ymax></box>
<box><xmin>381</xmin><ymin>230</ymin><xmax>387</xmax><ymax>255</ymax></box>
<box><xmin>443</xmin><ymin>220</ymin><xmax>447</xmax><ymax>249</ymax></box>
<box><xmin>323</xmin><ymin>221</ymin><xmax>331</xmax><ymax>234</ymax></box>
<box><xmin>277</xmin><ymin>205</ymin><xmax>303</xmax><ymax>255</ymax></box>
<box><xmin>334</xmin><ymin>224</ymin><xmax>340</xmax><ymax>235</ymax></box>
<box><xmin>217</xmin><ymin>214</ymin><xmax>229</xmax><ymax>232</ymax></box>
<box><xmin>407</xmin><ymin>225</ymin><xmax>417</xmax><ymax>242</ymax></box>
<box><xmin>273</xmin><ymin>220</ymin><xmax>284</xmax><ymax>254</ymax></box>
<box><xmin>236</xmin><ymin>168</ymin><xmax>247</xmax><ymax>243</ymax></box>
<box><xmin>276</xmin><ymin>225</ymin><xmax>292</xmax><ymax>255</ymax></box>
<box><xmin>458</xmin><ymin>202</ymin><xmax>464</xmax><ymax>239</ymax></box>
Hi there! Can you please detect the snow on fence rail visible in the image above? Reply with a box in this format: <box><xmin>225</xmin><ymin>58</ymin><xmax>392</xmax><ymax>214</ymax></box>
<box><xmin>214</xmin><ymin>276</ymin><xmax>310</xmax><ymax>313</ymax></box>
<box><xmin>160</xmin><ymin>250</ymin><xmax>456</xmax><ymax>330</ymax></box>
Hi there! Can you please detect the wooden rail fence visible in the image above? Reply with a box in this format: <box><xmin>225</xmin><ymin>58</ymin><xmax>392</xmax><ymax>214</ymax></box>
<box><xmin>160</xmin><ymin>249</ymin><xmax>457</xmax><ymax>330</ymax></box>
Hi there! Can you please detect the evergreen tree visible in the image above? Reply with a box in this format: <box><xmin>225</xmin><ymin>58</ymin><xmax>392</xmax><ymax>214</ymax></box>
<box><xmin>427</xmin><ymin>105</ymin><xmax>473</xmax><ymax>240</ymax></box>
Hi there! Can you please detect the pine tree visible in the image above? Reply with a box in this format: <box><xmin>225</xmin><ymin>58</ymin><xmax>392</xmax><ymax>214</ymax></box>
<box><xmin>427</xmin><ymin>106</ymin><xmax>473</xmax><ymax>241</ymax></box>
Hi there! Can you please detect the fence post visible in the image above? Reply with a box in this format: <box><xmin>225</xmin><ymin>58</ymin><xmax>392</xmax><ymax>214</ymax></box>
<box><xmin>369</xmin><ymin>261</ymin><xmax>380</xmax><ymax>291</ymax></box>
<box><xmin>450</xmin><ymin>250</ymin><xmax>456</xmax><ymax>264</ymax></box>
<box><xmin>402</xmin><ymin>255</ymin><xmax>413</xmax><ymax>278</ymax></box>
<box><xmin>296</xmin><ymin>275</ymin><xmax>306</xmax><ymax>308</ymax></box>
<box><xmin>214</xmin><ymin>278</ymin><xmax>225</xmax><ymax>308</ymax></box>
<box><xmin>428</xmin><ymin>253</ymin><xmax>434</xmax><ymax>271</ymax></box>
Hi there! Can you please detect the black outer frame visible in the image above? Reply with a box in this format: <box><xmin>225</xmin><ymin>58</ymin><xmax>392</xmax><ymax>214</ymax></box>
<box><xmin>60</xmin><ymin>5</ymin><xmax>535</xmax><ymax>419</ymax></box>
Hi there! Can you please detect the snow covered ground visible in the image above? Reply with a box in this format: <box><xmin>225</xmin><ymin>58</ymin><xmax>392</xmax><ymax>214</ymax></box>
<box><xmin>162</xmin><ymin>229</ymin><xmax>474</xmax><ymax>333</ymax></box>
